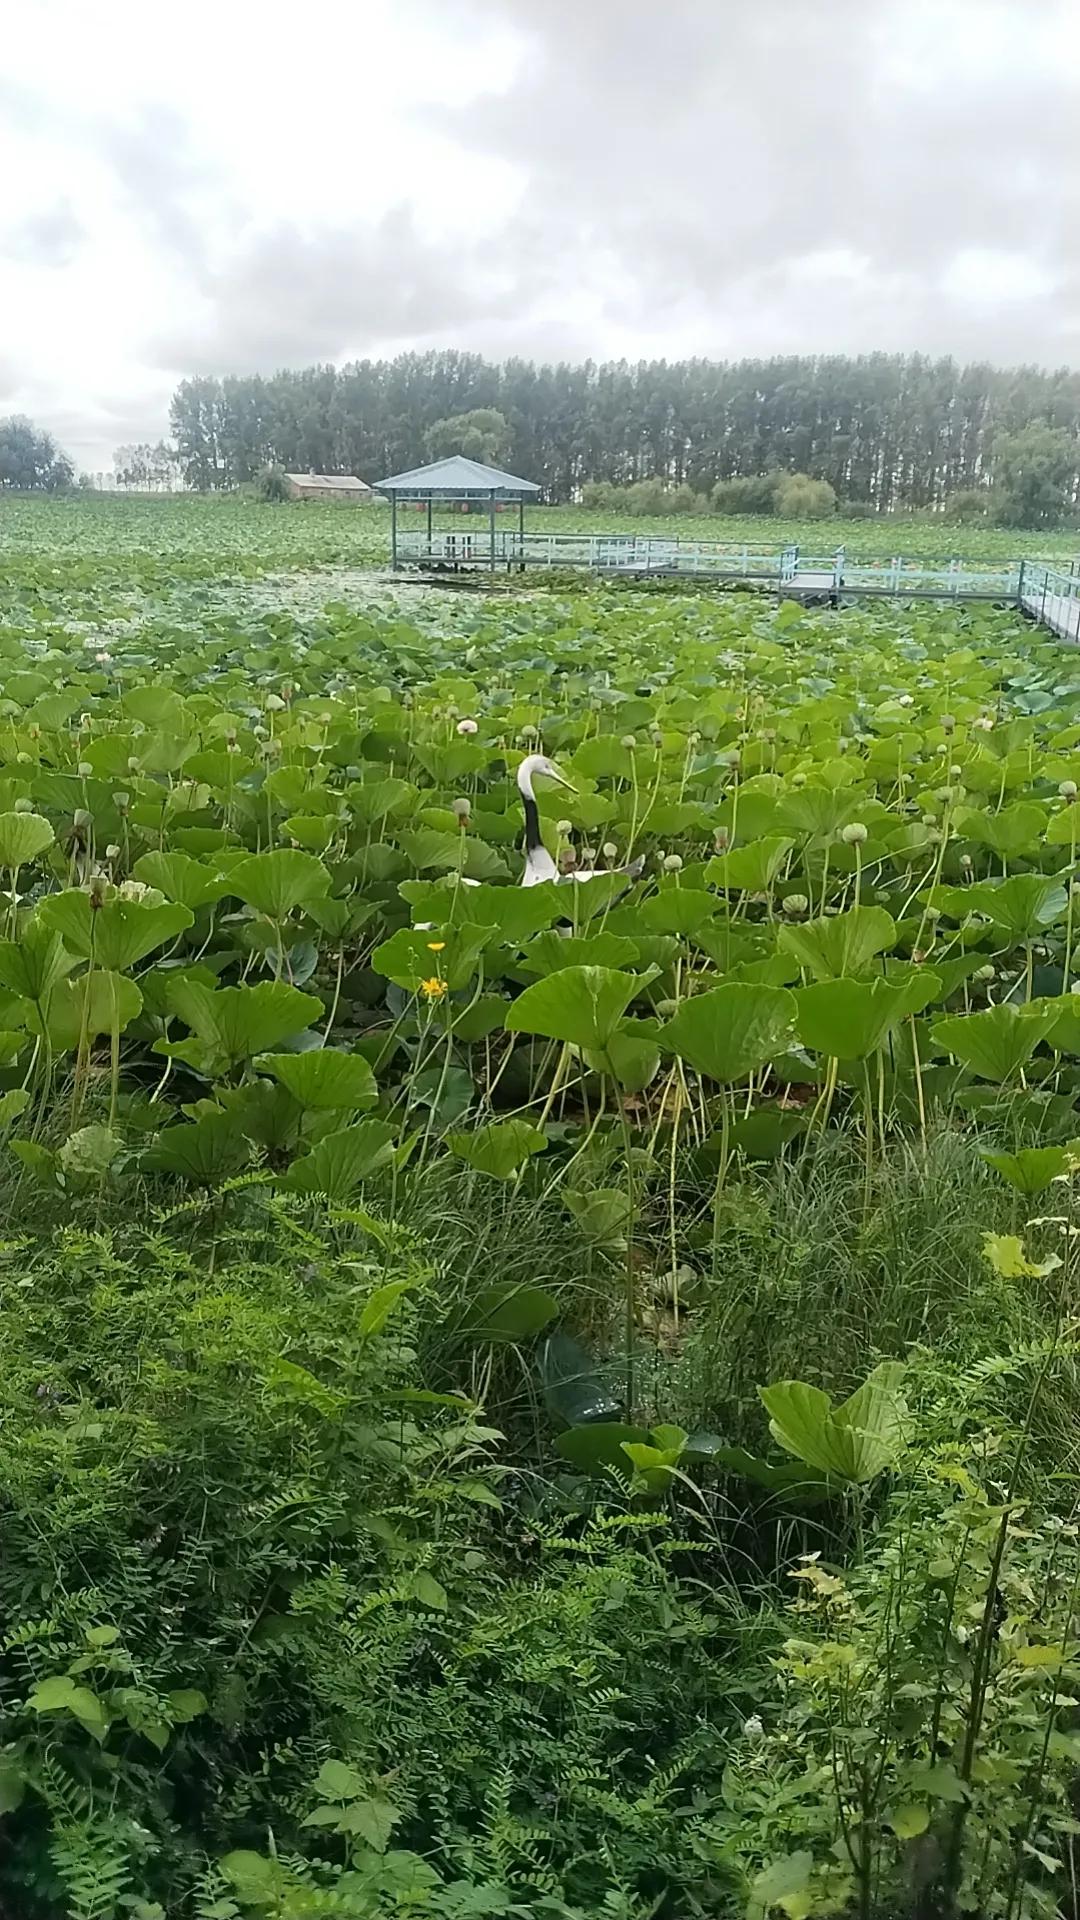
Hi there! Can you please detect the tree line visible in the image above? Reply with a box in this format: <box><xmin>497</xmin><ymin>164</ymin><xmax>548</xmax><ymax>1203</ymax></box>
<box><xmin>168</xmin><ymin>351</ymin><xmax>1080</xmax><ymax>520</ymax></box>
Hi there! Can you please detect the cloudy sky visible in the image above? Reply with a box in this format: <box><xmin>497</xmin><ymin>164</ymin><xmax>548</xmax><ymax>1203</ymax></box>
<box><xmin>1</xmin><ymin>0</ymin><xmax>1077</xmax><ymax>471</ymax></box>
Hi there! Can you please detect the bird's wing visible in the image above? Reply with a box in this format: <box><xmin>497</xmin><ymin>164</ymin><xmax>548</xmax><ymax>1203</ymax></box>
<box><xmin>521</xmin><ymin>844</ymin><xmax>560</xmax><ymax>886</ymax></box>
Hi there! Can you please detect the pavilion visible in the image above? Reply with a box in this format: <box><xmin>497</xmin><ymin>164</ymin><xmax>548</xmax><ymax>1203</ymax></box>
<box><xmin>374</xmin><ymin>455</ymin><xmax>541</xmax><ymax>571</ymax></box>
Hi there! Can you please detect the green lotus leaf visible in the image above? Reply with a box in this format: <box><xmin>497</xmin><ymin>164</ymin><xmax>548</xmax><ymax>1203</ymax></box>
<box><xmin>660</xmin><ymin>982</ymin><xmax>797</xmax><ymax>1083</ymax></box>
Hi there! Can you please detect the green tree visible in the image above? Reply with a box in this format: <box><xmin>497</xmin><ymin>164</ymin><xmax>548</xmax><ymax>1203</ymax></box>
<box><xmin>0</xmin><ymin>416</ymin><xmax>73</xmax><ymax>492</ymax></box>
<box><xmin>423</xmin><ymin>407</ymin><xmax>511</xmax><ymax>466</ymax></box>
<box><xmin>992</xmin><ymin>424</ymin><xmax>1078</xmax><ymax>527</ymax></box>
<box><xmin>774</xmin><ymin>471</ymin><xmax>837</xmax><ymax>518</ymax></box>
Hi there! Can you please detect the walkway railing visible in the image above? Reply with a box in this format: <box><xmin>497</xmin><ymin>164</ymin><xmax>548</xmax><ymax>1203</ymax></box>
<box><xmin>394</xmin><ymin>529</ymin><xmax>1080</xmax><ymax>640</ymax></box>
<box><xmin>1018</xmin><ymin>563</ymin><xmax>1080</xmax><ymax>644</ymax></box>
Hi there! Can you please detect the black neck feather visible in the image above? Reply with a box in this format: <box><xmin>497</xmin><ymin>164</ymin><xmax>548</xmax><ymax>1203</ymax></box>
<box><xmin>522</xmin><ymin>792</ymin><xmax>543</xmax><ymax>851</ymax></box>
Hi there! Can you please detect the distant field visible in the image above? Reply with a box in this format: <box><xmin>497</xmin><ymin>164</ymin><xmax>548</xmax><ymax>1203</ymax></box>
<box><xmin>1</xmin><ymin>491</ymin><xmax>1076</xmax><ymax>599</ymax></box>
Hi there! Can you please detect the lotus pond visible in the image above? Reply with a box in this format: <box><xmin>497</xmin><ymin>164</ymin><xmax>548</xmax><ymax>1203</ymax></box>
<box><xmin>6</xmin><ymin>509</ymin><xmax>1080</xmax><ymax>1920</ymax></box>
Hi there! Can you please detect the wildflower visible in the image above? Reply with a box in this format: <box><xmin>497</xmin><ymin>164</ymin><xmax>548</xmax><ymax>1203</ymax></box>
<box><xmin>742</xmin><ymin>1715</ymin><xmax>765</xmax><ymax>1743</ymax></box>
<box><xmin>457</xmin><ymin>718</ymin><xmax>478</xmax><ymax>735</ymax></box>
<box><xmin>419</xmin><ymin>975</ymin><xmax>448</xmax><ymax>1000</ymax></box>
<box><xmin>840</xmin><ymin>821</ymin><xmax>867</xmax><ymax>846</ymax></box>
<box><xmin>426</xmin><ymin>941</ymin><xmax>446</xmax><ymax>953</ymax></box>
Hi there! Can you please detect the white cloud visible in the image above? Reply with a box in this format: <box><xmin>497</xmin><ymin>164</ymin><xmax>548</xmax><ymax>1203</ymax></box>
<box><xmin>0</xmin><ymin>0</ymin><xmax>1076</xmax><ymax>470</ymax></box>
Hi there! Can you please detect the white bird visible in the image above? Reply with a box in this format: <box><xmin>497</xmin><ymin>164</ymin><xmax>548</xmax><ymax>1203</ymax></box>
<box><xmin>516</xmin><ymin>753</ymin><xmax>644</xmax><ymax>891</ymax></box>
<box><xmin>417</xmin><ymin>756</ymin><xmax>644</xmax><ymax>928</ymax></box>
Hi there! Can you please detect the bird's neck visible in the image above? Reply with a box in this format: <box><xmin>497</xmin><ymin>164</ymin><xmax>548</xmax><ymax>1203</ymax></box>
<box><xmin>517</xmin><ymin>760</ymin><xmax>544</xmax><ymax>851</ymax></box>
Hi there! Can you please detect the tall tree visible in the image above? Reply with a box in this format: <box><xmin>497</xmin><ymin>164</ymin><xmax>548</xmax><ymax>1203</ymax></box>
<box><xmin>993</xmin><ymin>424</ymin><xmax>1078</xmax><ymax>528</ymax></box>
<box><xmin>0</xmin><ymin>416</ymin><xmax>73</xmax><ymax>492</ymax></box>
<box><xmin>424</xmin><ymin>408</ymin><xmax>511</xmax><ymax>465</ymax></box>
<box><xmin>165</xmin><ymin>354</ymin><xmax>1080</xmax><ymax>511</ymax></box>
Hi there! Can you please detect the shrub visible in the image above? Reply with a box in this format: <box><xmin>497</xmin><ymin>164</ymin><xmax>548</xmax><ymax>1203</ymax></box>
<box><xmin>711</xmin><ymin>472</ymin><xmax>782</xmax><ymax>515</ymax></box>
<box><xmin>773</xmin><ymin>471</ymin><xmax>837</xmax><ymax>518</ymax></box>
<box><xmin>255</xmin><ymin>463</ymin><xmax>291</xmax><ymax>503</ymax></box>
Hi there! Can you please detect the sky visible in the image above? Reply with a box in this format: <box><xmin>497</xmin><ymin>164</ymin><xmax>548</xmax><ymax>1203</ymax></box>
<box><xmin>1</xmin><ymin>0</ymin><xmax>1077</xmax><ymax>472</ymax></box>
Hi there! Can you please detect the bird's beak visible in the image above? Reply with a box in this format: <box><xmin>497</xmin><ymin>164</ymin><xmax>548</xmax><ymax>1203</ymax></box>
<box><xmin>547</xmin><ymin>766</ymin><xmax>578</xmax><ymax>794</ymax></box>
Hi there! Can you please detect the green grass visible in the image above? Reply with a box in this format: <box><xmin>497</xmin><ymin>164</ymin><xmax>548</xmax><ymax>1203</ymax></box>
<box><xmin>2</xmin><ymin>492</ymin><xmax>1080</xmax><ymax>1917</ymax></box>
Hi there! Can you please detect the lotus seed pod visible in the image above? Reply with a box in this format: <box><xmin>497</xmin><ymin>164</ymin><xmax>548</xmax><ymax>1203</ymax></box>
<box><xmin>556</xmin><ymin>819</ymin><xmax>573</xmax><ymax>837</ymax></box>
<box><xmin>105</xmin><ymin>844</ymin><xmax>121</xmax><ymax>861</ymax></box>
<box><xmin>791</xmin><ymin>772</ymin><xmax>807</xmax><ymax>788</ymax></box>
<box><xmin>841</xmin><ymin>821</ymin><xmax>868</xmax><ymax>846</ymax></box>
<box><xmin>446</xmin><ymin>705</ymin><xmax>459</xmax><ymax>720</ymax></box>
<box><xmin>1060</xmin><ymin>781</ymin><xmax>1078</xmax><ymax>800</ymax></box>
<box><xmin>949</xmin><ymin>764</ymin><xmax>963</xmax><ymax>779</ymax></box>
<box><xmin>456</xmin><ymin>718</ymin><xmax>478</xmax><ymax>735</ymax></box>
<box><xmin>688</xmin><ymin>730</ymin><xmax>702</xmax><ymax>745</ymax></box>
<box><xmin>264</xmin><ymin>694</ymin><xmax>286</xmax><ymax>713</ymax></box>
<box><xmin>783</xmin><ymin>893</ymin><xmax>809</xmax><ymax>916</ymax></box>
<box><xmin>713</xmin><ymin>827</ymin><xmax>729</xmax><ymax>853</ymax></box>
<box><xmin>836</xmin><ymin>738</ymin><xmax>849</xmax><ymax>753</ymax></box>
<box><xmin>15</xmin><ymin>752</ymin><xmax>32</xmax><ymax>765</ymax></box>
<box><xmin>922</xmin><ymin>812</ymin><xmax>938</xmax><ymax>825</ymax></box>
<box><xmin>521</xmin><ymin>724</ymin><xmax>539</xmax><ymax>741</ymax></box>
<box><xmin>941</xmin><ymin>713</ymin><xmax>956</xmax><ymax>733</ymax></box>
<box><xmin>88</xmin><ymin>871</ymin><xmax>107</xmax><ymax>906</ymax></box>
<box><xmin>620</xmin><ymin>734</ymin><xmax>637</xmax><ymax>750</ymax></box>
<box><xmin>762</xmin><ymin>728</ymin><xmax>776</xmax><ymax>744</ymax></box>
<box><xmin>975</xmin><ymin>964</ymin><xmax>996</xmax><ymax>982</ymax></box>
<box><xmin>127</xmin><ymin>756</ymin><xmax>140</xmax><ymax>772</ymax></box>
<box><xmin>558</xmin><ymin>848</ymin><xmax>577</xmax><ymax>873</ymax></box>
<box><xmin>13</xmin><ymin>797</ymin><xmax>32</xmax><ymax>813</ymax></box>
<box><xmin>898</xmin><ymin>693</ymin><xmax>914</xmax><ymax>707</ymax></box>
<box><xmin>925</xmin><ymin>906</ymin><xmax>942</xmax><ymax>922</ymax></box>
<box><xmin>581</xmin><ymin>846</ymin><xmax>597</xmax><ymax>864</ymax></box>
<box><xmin>663</xmin><ymin>853</ymin><xmax>683</xmax><ymax>872</ymax></box>
<box><xmin>113</xmin><ymin>792</ymin><xmax>129</xmax><ymax>813</ymax></box>
<box><xmin>602</xmin><ymin>841</ymin><xmax>618</xmax><ymax>861</ymax></box>
<box><xmin>77</xmin><ymin>761</ymin><xmax>93</xmax><ymax>779</ymax></box>
<box><xmin>656</xmin><ymin>998</ymin><xmax>679</xmax><ymax>1018</ymax></box>
<box><xmin>451</xmin><ymin>797</ymin><xmax>471</xmax><ymax>820</ymax></box>
<box><xmin>960</xmin><ymin>853</ymin><xmax>973</xmax><ymax>871</ymax></box>
<box><xmin>252</xmin><ymin>724</ymin><xmax>268</xmax><ymax>741</ymax></box>
<box><xmin>726</xmin><ymin>750</ymin><xmax>741</xmax><ymax>770</ymax></box>
<box><xmin>73</xmin><ymin>808</ymin><xmax>92</xmax><ymax>830</ymax></box>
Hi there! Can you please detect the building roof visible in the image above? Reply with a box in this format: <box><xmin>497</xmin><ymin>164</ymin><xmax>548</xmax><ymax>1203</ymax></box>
<box><xmin>286</xmin><ymin>472</ymin><xmax>372</xmax><ymax>491</ymax></box>
<box><xmin>373</xmin><ymin>455</ymin><xmax>541</xmax><ymax>498</ymax></box>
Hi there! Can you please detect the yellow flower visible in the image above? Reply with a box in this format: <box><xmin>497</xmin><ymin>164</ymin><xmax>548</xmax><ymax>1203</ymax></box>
<box><xmin>420</xmin><ymin>975</ymin><xmax>448</xmax><ymax>1000</ymax></box>
<box><xmin>426</xmin><ymin>940</ymin><xmax>446</xmax><ymax>952</ymax></box>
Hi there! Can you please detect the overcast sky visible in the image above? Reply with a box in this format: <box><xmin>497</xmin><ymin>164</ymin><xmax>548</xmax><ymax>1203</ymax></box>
<box><xmin>1</xmin><ymin>0</ymin><xmax>1077</xmax><ymax>471</ymax></box>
